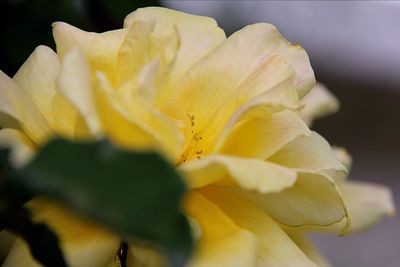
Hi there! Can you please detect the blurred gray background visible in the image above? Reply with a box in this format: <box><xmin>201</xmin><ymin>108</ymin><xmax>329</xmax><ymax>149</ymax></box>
<box><xmin>164</xmin><ymin>1</ymin><xmax>400</xmax><ymax>267</ymax></box>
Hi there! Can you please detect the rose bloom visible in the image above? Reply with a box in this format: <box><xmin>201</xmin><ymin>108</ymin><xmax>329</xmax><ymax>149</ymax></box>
<box><xmin>0</xmin><ymin>7</ymin><xmax>395</xmax><ymax>267</ymax></box>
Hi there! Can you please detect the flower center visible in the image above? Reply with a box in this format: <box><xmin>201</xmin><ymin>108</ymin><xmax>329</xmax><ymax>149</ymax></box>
<box><xmin>179</xmin><ymin>113</ymin><xmax>206</xmax><ymax>163</ymax></box>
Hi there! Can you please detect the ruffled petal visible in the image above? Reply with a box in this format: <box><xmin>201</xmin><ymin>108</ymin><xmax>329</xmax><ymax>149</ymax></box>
<box><xmin>169</xmin><ymin>23</ymin><xmax>310</xmax><ymax>155</ymax></box>
<box><xmin>231</xmin><ymin>172</ymin><xmax>348</xmax><ymax>230</ymax></box>
<box><xmin>340</xmin><ymin>181</ymin><xmax>395</xmax><ymax>233</ymax></box>
<box><xmin>116</xmin><ymin>19</ymin><xmax>179</xmax><ymax>88</ymax></box>
<box><xmin>52</xmin><ymin>21</ymin><xmax>126</xmax><ymax>81</ymax></box>
<box><xmin>301</xmin><ymin>83</ymin><xmax>339</xmax><ymax>126</ymax></box>
<box><xmin>13</xmin><ymin>45</ymin><xmax>60</xmax><ymax>126</ymax></box>
<box><xmin>124</xmin><ymin>7</ymin><xmax>226</xmax><ymax>89</ymax></box>
<box><xmin>286</xmin><ymin>230</ymin><xmax>332</xmax><ymax>267</ymax></box>
<box><xmin>94</xmin><ymin>72</ymin><xmax>183</xmax><ymax>162</ymax></box>
<box><xmin>58</xmin><ymin>48</ymin><xmax>100</xmax><ymax>135</ymax></box>
<box><xmin>268</xmin><ymin>131</ymin><xmax>347</xmax><ymax>178</ymax></box>
<box><xmin>200</xmin><ymin>187</ymin><xmax>318</xmax><ymax>267</ymax></box>
<box><xmin>0</xmin><ymin>71</ymin><xmax>52</xmax><ymax>143</ymax></box>
<box><xmin>179</xmin><ymin>155</ymin><xmax>297</xmax><ymax>193</ymax></box>
<box><xmin>3</xmin><ymin>200</ymin><xmax>120</xmax><ymax>267</ymax></box>
<box><xmin>218</xmin><ymin>110</ymin><xmax>310</xmax><ymax>160</ymax></box>
<box><xmin>184</xmin><ymin>192</ymin><xmax>259</xmax><ymax>267</ymax></box>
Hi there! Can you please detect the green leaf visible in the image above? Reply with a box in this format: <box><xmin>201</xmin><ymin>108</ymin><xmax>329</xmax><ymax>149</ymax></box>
<box><xmin>13</xmin><ymin>138</ymin><xmax>193</xmax><ymax>265</ymax></box>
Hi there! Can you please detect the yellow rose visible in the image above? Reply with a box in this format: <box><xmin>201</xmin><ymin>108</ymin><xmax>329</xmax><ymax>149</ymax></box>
<box><xmin>0</xmin><ymin>7</ymin><xmax>395</xmax><ymax>267</ymax></box>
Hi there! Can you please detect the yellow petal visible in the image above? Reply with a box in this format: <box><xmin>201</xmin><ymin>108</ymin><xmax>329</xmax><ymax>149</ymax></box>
<box><xmin>268</xmin><ymin>131</ymin><xmax>346</xmax><ymax>177</ymax></box>
<box><xmin>52</xmin><ymin>21</ymin><xmax>126</xmax><ymax>81</ymax></box>
<box><xmin>58</xmin><ymin>48</ymin><xmax>100</xmax><ymax>135</ymax></box>
<box><xmin>301</xmin><ymin>83</ymin><xmax>339</xmax><ymax>126</ymax></box>
<box><xmin>116</xmin><ymin>19</ymin><xmax>179</xmax><ymax>88</ymax></box>
<box><xmin>232</xmin><ymin>172</ymin><xmax>348</xmax><ymax>229</ymax></box>
<box><xmin>179</xmin><ymin>155</ymin><xmax>297</xmax><ymax>193</ymax></box>
<box><xmin>286</xmin><ymin>230</ymin><xmax>332</xmax><ymax>267</ymax></box>
<box><xmin>339</xmin><ymin>181</ymin><xmax>395</xmax><ymax>233</ymax></box>
<box><xmin>51</xmin><ymin>94</ymin><xmax>92</xmax><ymax>140</ymax></box>
<box><xmin>200</xmin><ymin>187</ymin><xmax>318</xmax><ymax>267</ymax></box>
<box><xmin>329</xmin><ymin>147</ymin><xmax>352</xmax><ymax>183</ymax></box>
<box><xmin>0</xmin><ymin>70</ymin><xmax>51</xmax><ymax>143</ymax></box>
<box><xmin>13</xmin><ymin>45</ymin><xmax>60</xmax><ymax>126</ymax></box>
<box><xmin>126</xmin><ymin>245</ymin><xmax>167</xmax><ymax>267</ymax></box>
<box><xmin>0</xmin><ymin>128</ymin><xmax>35</xmax><ymax>167</ymax></box>
<box><xmin>219</xmin><ymin>110</ymin><xmax>310</xmax><ymax>160</ymax></box>
<box><xmin>3</xmin><ymin>200</ymin><xmax>120</xmax><ymax>267</ymax></box>
<box><xmin>178</xmin><ymin>58</ymin><xmax>300</xmax><ymax>160</ymax></box>
<box><xmin>94</xmin><ymin>72</ymin><xmax>183</xmax><ymax>162</ymax></box>
<box><xmin>124</xmin><ymin>7</ymin><xmax>226</xmax><ymax>94</ymax></box>
<box><xmin>0</xmin><ymin>231</ymin><xmax>15</xmax><ymax>262</ymax></box>
<box><xmin>183</xmin><ymin>192</ymin><xmax>259</xmax><ymax>267</ymax></box>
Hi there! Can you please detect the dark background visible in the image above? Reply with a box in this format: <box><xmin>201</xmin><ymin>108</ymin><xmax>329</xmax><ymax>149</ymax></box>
<box><xmin>1</xmin><ymin>1</ymin><xmax>399</xmax><ymax>266</ymax></box>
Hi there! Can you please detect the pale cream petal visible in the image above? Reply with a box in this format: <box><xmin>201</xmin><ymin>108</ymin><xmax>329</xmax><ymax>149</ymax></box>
<box><xmin>52</xmin><ymin>21</ymin><xmax>126</xmax><ymax>81</ymax></box>
<box><xmin>328</xmin><ymin>147</ymin><xmax>352</xmax><ymax>183</ymax></box>
<box><xmin>339</xmin><ymin>181</ymin><xmax>395</xmax><ymax>233</ymax></box>
<box><xmin>301</xmin><ymin>83</ymin><xmax>339</xmax><ymax>126</ymax></box>
<box><xmin>179</xmin><ymin>155</ymin><xmax>297</xmax><ymax>193</ymax></box>
<box><xmin>232</xmin><ymin>172</ymin><xmax>348</xmax><ymax>230</ymax></box>
<box><xmin>124</xmin><ymin>7</ymin><xmax>226</xmax><ymax>90</ymax></box>
<box><xmin>0</xmin><ymin>128</ymin><xmax>35</xmax><ymax>167</ymax></box>
<box><xmin>12</xmin><ymin>45</ymin><xmax>60</xmax><ymax>127</ymax></box>
<box><xmin>286</xmin><ymin>230</ymin><xmax>332</xmax><ymax>267</ymax></box>
<box><xmin>268</xmin><ymin>131</ymin><xmax>347</xmax><ymax>177</ymax></box>
<box><xmin>332</xmin><ymin>147</ymin><xmax>352</xmax><ymax>170</ymax></box>
<box><xmin>219</xmin><ymin>110</ymin><xmax>310</xmax><ymax>160</ymax></box>
<box><xmin>58</xmin><ymin>49</ymin><xmax>100</xmax><ymax>135</ymax></box>
<box><xmin>200</xmin><ymin>187</ymin><xmax>318</xmax><ymax>267</ymax></box>
<box><xmin>2</xmin><ymin>200</ymin><xmax>121</xmax><ymax>267</ymax></box>
<box><xmin>0</xmin><ymin>70</ymin><xmax>52</xmax><ymax>143</ymax></box>
<box><xmin>183</xmin><ymin>192</ymin><xmax>259</xmax><ymax>267</ymax></box>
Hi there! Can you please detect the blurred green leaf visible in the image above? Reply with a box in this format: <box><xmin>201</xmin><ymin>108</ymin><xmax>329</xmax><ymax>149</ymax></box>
<box><xmin>13</xmin><ymin>138</ymin><xmax>193</xmax><ymax>265</ymax></box>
